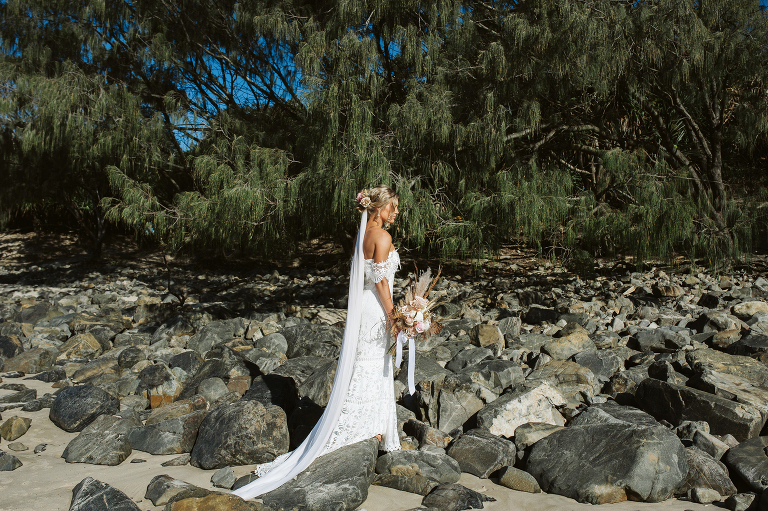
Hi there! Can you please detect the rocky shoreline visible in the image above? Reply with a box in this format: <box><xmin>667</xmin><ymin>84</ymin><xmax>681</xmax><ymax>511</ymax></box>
<box><xmin>1</xmin><ymin>254</ymin><xmax>768</xmax><ymax>511</ymax></box>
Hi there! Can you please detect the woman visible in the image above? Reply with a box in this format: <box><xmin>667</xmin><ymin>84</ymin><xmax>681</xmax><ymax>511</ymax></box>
<box><xmin>233</xmin><ymin>185</ymin><xmax>402</xmax><ymax>499</ymax></box>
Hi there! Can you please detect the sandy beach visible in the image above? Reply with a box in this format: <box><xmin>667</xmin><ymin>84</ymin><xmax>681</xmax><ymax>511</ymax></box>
<box><xmin>1</xmin><ymin>376</ymin><xmax>716</xmax><ymax>511</ymax></box>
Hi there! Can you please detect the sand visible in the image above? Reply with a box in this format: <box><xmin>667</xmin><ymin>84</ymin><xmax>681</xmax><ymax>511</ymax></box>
<box><xmin>0</xmin><ymin>377</ymin><xmax>713</xmax><ymax>511</ymax></box>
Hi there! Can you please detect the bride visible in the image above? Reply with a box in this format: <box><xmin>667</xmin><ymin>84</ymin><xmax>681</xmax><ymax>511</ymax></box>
<box><xmin>233</xmin><ymin>185</ymin><xmax>402</xmax><ymax>499</ymax></box>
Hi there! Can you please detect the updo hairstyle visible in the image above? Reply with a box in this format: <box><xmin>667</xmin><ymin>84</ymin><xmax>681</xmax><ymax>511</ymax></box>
<box><xmin>355</xmin><ymin>184</ymin><xmax>399</xmax><ymax>215</ymax></box>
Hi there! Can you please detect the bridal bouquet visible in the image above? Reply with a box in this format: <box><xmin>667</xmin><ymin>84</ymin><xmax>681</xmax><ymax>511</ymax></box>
<box><xmin>388</xmin><ymin>266</ymin><xmax>443</xmax><ymax>350</ymax></box>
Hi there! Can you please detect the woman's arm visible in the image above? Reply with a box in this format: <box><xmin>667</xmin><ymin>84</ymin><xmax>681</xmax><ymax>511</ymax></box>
<box><xmin>372</xmin><ymin>232</ymin><xmax>395</xmax><ymax>320</ymax></box>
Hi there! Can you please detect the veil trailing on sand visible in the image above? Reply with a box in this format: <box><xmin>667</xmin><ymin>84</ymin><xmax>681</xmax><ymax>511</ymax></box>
<box><xmin>232</xmin><ymin>211</ymin><xmax>369</xmax><ymax>499</ymax></box>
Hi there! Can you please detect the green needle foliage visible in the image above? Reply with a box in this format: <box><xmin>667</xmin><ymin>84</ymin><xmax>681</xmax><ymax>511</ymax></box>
<box><xmin>2</xmin><ymin>0</ymin><xmax>767</xmax><ymax>266</ymax></box>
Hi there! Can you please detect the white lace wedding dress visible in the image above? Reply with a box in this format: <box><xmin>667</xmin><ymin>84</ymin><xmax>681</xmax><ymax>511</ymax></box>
<box><xmin>322</xmin><ymin>249</ymin><xmax>401</xmax><ymax>454</ymax></box>
<box><xmin>232</xmin><ymin>212</ymin><xmax>400</xmax><ymax>499</ymax></box>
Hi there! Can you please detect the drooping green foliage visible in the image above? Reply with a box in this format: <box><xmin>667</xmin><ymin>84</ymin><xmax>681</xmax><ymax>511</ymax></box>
<box><xmin>2</xmin><ymin>0</ymin><xmax>767</xmax><ymax>265</ymax></box>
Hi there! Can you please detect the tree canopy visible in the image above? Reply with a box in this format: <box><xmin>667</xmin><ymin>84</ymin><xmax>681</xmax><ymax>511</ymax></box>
<box><xmin>1</xmin><ymin>0</ymin><xmax>767</xmax><ymax>265</ymax></box>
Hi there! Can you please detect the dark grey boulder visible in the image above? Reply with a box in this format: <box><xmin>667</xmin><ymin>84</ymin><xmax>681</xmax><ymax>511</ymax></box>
<box><xmin>117</xmin><ymin>346</ymin><xmax>146</xmax><ymax>369</ymax></box>
<box><xmin>261</xmin><ymin>437</ymin><xmax>378</xmax><ymax>511</ymax></box>
<box><xmin>298</xmin><ymin>359</ymin><xmax>337</xmax><ymax>407</ymax></box>
<box><xmin>446</xmin><ymin>428</ymin><xmax>515</xmax><ymax>478</ymax></box>
<box><xmin>0</xmin><ymin>449</ymin><xmax>22</xmax><ymax>471</ymax></box>
<box><xmin>686</xmin><ymin>348</ymin><xmax>768</xmax><ymax>386</ymax></box>
<box><xmin>727</xmin><ymin>333</ymin><xmax>768</xmax><ymax>358</ymax></box>
<box><xmin>459</xmin><ymin>359</ymin><xmax>524</xmax><ymax>393</ymax></box>
<box><xmin>526</xmin><ymin>423</ymin><xmax>687</xmax><ymax>504</ymax></box>
<box><xmin>1</xmin><ymin>348</ymin><xmax>55</xmax><ymax>373</ymax></box>
<box><xmin>280</xmin><ymin>324</ymin><xmax>343</xmax><ymax>359</ymax></box>
<box><xmin>604</xmin><ymin>365</ymin><xmax>650</xmax><ymax>403</ymax></box>
<box><xmin>0</xmin><ymin>387</ymin><xmax>36</xmax><ymax>404</ymax></box>
<box><xmin>571</xmin><ymin>350</ymin><xmax>623</xmax><ymax>380</ymax></box>
<box><xmin>187</xmin><ymin>318</ymin><xmax>246</xmax><ymax>355</ymax></box>
<box><xmin>436</xmin><ymin>379</ymin><xmax>485</xmax><ymax>433</ymax></box>
<box><xmin>62</xmin><ymin>414</ymin><xmax>138</xmax><ymax>465</ymax></box>
<box><xmin>630</xmin><ymin>328</ymin><xmax>690</xmax><ymax>352</ymax></box>
<box><xmin>675</xmin><ymin>446</ymin><xmax>737</xmax><ymax>498</ymax></box>
<box><xmin>570</xmin><ymin>402</ymin><xmax>660</xmax><ymax>428</ymax></box>
<box><xmin>69</xmin><ymin>477</ymin><xmax>140</xmax><ymax>511</ymax></box>
<box><xmin>150</xmin><ymin>315</ymin><xmax>194</xmax><ymax>347</ymax></box>
<box><xmin>0</xmin><ymin>335</ymin><xmax>23</xmax><ymax>360</ymax></box>
<box><xmin>372</xmin><ymin>474</ymin><xmax>438</xmax><ymax>496</ymax></box>
<box><xmin>269</xmin><ymin>356</ymin><xmax>330</xmax><ymax>389</ymax></box>
<box><xmin>421</xmin><ymin>483</ymin><xmax>494</xmax><ymax>511</ymax></box>
<box><xmin>723</xmin><ymin>436</ymin><xmax>768</xmax><ymax>493</ymax></box>
<box><xmin>242</xmin><ymin>374</ymin><xmax>299</xmax><ymax>413</ymax></box>
<box><xmin>178</xmin><ymin>346</ymin><xmax>251</xmax><ymax>400</ymax></box>
<box><xmin>168</xmin><ymin>350</ymin><xmax>203</xmax><ymax>375</ymax></box>
<box><xmin>196</xmin><ymin>377</ymin><xmax>229</xmax><ymax>404</ymax></box>
<box><xmin>376</xmin><ymin>449</ymin><xmax>462</xmax><ymax>484</ymax></box>
<box><xmin>190</xmin><ymin>399</ymin><xmax>288</xmax><ymax>469</ymax></box>
<box><xmin>50</xmin><ymin>385</ymin><xmax>120</xmax><ymax>433</ymax></box>
<box><xmin>497</xmin><ymin>466</ymin><xmax>541</xmax><ymax>493</ymax></box>
<box><xmin>445</xmin><ymin>347</ymin><xmax>494</xmax><ymax>372</ymax></box>
<box><xmin>211</xmin><ymin>466</ymin><xmax>236</xmax><ymax>489</ymax></box>
<box><xmin>635</xmin><ymin>378</ymin><xmax>765</xmax><ymax>441</ymax></box>
<box><xmin>128</xmin><ymin>410</ymin><xmax>206</xmax><ymax>455</ymax></box>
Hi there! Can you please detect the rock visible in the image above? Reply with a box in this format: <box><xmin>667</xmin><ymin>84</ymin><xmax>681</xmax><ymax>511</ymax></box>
<box><xmin>604</xmin><ymin>365</ymin><xmax>650</xmax><ymax>403</ymax></box>
<box><xmin>570</xmin><ymin>402</ymin><xmax>660</xmax><ymax>428</ymax></box>
<box><xmin>526</xmin><ymin>360</ymin><xmax>600</xmax><ymax>400</ymax></box>
<box><xmin>513</xmin><ymin>422</ymin><xmax>565</xmax><ymax>451</ymax></box>
<box><xmin>526</xmin><ymin>423</ymin><xmax>687</xmax><ymax>504</ymax></box>
<box><xmin>372</xmin><ymin>473</ymin><xmax>438</xmax><ymax>496</ymax></box>
<box><xmin>376</xmin><ymin>449</ymin><xmax>462</xmax><ymax>484</ymax></box>
<box><xmin>2</xmin><ymin>348</ymin><xmax>56</xmax><ymax>373</ymax></box>
<box><xmin>728</xmin><ymin>333</ymin><xmax>768</xmax><ymax>358</ymax></box>
<box><xmin>128</xmin><ymin>410</ymin><xmax>206</xmax><ymax>455</ymax></box>
<box><xmin>280</xmin><ymin>324</ymin><xmax>344</xmax><ymax>359</ymax></box>
<box><xmin>196</xmin><ymin>377</ymin><xmax>230</xmax><ymax>405</ymax></box>
<box><xmin>261</xmin><ymin>437</ymin><xmax>378</xmax><ymax>511</ymax></box>
<box><xmin>49</xmin><ymin>384</ymin><xmax>120</xmax><ymax>432</ymax></box>
<box><xmin>435</xmin><ymin>380</ymin><xmax>485</xmax><ymax>433</ymax></box>
<box><xmin>523</xmin><ymin>306</ymin><xmax>559</xmax><ymax>325</ymax></box>
<box><xmin>421</xmin><ymin>483</ymin><xmax>493</xmax><ymax>511</ymax></box>
<box><xmin>0</xmin><ymin>335</ymin><xmax>23</xmax><ymax>360</ymax></box>
<box><xmin>724</xmin><ymin>493</ymin><xmax>757</xmax><ymax>511</ymax></box>
<box><xmin>691</xmin><ymin>311</ymin><xmax>742</xmax><ymax>334</ymax></box>
<box><xmin>117</xmin><ymin>346</ymin><xmax>146</xmax><ymax>369</ymax></box>
<box><xmin>630</xmin><ymin>328</ymin><xmax>690</xmax><ymax>352</ymax></box>
<box><xmin>162</xmin><ymin>453</ymin><xmax>191</xmax><ymax>467</ymax></box>
<box><xmin>458</xmin><ymin>359</ymin><xmax>524</xmax><ymax>393</ymax></box>
<box><xmin>676</xmin><ymin>446</ymin><xmax>737</xmax><ymax>498</ymax></box>
<box><xmin>570</xmin><ymin>350</ymin><xmax>623</xmax><ymax>380</ymax></box>
<box><xmin>166</xmin><ymin>493</ymin><xmax>262</xmax><ymax>511</ymax></box>
<box><xmin>298</xmin><ymin>359</ymin><xmax>337</xmax><ymax>407</ymax></box>
<box><xmin>0</xmin><ymin>449</ymin><xmax>22</xmax><ymax>471</ymax></box>
<box><xmin>187</xmin><ymin>318</ymin><xmax>245</xmax><ymax>355</ymax></box>
<box><xmin>542</xmin><ymin>331</ymin><xmax>596</xmax><ymax>360</ymax></box>
<box><xmin>445</xmin><ymin>347</ymin><xmax>493</xmax><ymax>372</ymax></box>
<box><xmin>732</xmin><ymin>301</ymin><xmax>768</xmax><ymax>320</ymax></box>
<box><xmin>7</xmin><ymin>442</ymin><xmax>27</xmax><ymax>451</ymax></box>
<box><xmin>269</xmin><ymin>356</ymin><xmax>330</xmax><ymax>389</ymax></box>
<box><xmin>169</xmin><ymin>350</ymin><xmax>204</xmax><ymax>375</ymax></box>
<box><xmin>635</xmin><ymin>378</ymin><xmax>765</xmax><ymax>441</ymax></box>
<box><xmin>68</xmin><ymin>477</ymin><xmax>140</xmax><ymax>511</ymax></box>
<box><xmin>723</xmin><ymin>436</ymin><xmax>768</xmax><ymax>493</ymax></box>
<box><xmin>211</xmin><ymin>466</ymin><xmax>236</xmax><ymax>489</ymax></box>
<box><xmin>497</xmin><ymin>317</ymin><xmax>521</xmax><ymax>337</ymax></box>
<box><xmin>469</xmin><ymin>324</ymin><xmax>504</xmax><ymax>356</ymax></box>
<box><xmin>0</xmin><ymin>387</ymin><xmax>36</xmax><ymax>405</ymax></box>
<box><xmin>403</xmin><ymin>419</ymin><xmax>452</xmax><ymax>449</ymax></box>
<box><xmin>57</xmin><ymin>332</ymin><xmax>102</xmax><ymax>361</ymax></box>
<box><xmin>446</xmin><ymin>428</ymin><xmax>515</xmax><ymax>478</ymax></box>
<box><xmin>689</xmin><ymin>486</ymin><xmax>723</xmax><ymax>504</ymax></box>
<box><xmin>0</xmin><ymin>415</ymin><xmax>31</xmax><ymax>441</ymax></box>
<box><xmin>687</xmin><ymin>348</ymin><xmax>768</xmax><ymax>385</ymax></box>
<box><xmin>675</xmin><ymin>420</ymin><xmax>711</xmax><ymax>441</ymax></box>
<box><xmin>190</xmin><ymin>399</ymin><xmax>289</xmax><ymax>469</ymax></box>
<box><xmin>476</xmin><ymin>381</ymin><xmax>566</xmax><ymax>437</ymax></box>
<box><xmin>698</xmin><ymin>293</ymin><xmax>721</xmax><ymax>308</ymax></box>
<box><xmin>151</xmin><ymin>315</ymin><xmax>195</xmax><ymax>347</ymax></box>
<box><xmin>692</xmin><ymin>430</ymin><xmax>731</xmax><ymax>460</ymax></box>
<box><xmin>62</xmin><ymin>414</ymin><xmax>137</xmax><ymax>465</ymax></box>
<box><xmin>497</xmin><ymin>466</ymin><xmax>541</xmax><ymax>493</ymax></box>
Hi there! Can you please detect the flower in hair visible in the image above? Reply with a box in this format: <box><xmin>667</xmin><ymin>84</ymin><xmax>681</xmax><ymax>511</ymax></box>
<box><xmin>356</xmin><ymin>189</ymin><xmax>371</xmax><ymax>208</ymax></box>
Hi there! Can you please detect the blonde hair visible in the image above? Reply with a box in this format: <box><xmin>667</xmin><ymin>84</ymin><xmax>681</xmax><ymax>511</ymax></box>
<box><xmin>356</xmin><ymin>184</ymin><xmax>399</xmax><ymax>214</ymax></box>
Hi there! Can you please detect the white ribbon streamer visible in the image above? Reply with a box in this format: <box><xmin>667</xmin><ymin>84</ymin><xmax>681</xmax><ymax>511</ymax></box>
<box><xmin>394</xmin><ymin>331</ymin><xmax>416</xmax><ymax>395</ymax></box>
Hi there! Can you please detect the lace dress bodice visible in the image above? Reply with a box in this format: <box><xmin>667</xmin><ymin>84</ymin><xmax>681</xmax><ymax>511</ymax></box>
<box><xmin>363</xmin><ymin>249</ymin><xmax>400</xmax><ymax>289</ymax></box>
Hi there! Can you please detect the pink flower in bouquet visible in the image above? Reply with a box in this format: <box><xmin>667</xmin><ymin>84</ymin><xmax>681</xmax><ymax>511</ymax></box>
<box><xmin>410</xmin><ymin>296</ymin><xmax>429</xmax><ymax>310</ymax></box>
<box><xmin>404</xmin><ymin>314</ymin><xmax>415</xmax><ymax>326</ymax></box>
<box><xmin>415</xmin><ymin>321</ymin><xmax>427</xmax><ymax>333</ymax></box>
<box><xmin>356</xmin><ymin>192</ymin><xmax>364</xmax><ymax>201</ymax></box>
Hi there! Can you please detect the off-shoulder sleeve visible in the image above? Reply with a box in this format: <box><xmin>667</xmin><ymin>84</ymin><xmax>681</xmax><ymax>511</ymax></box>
<box><xmin>368</xmin><ymin>260</ymin><xmax>389</xmax><ymax>283</ymax></box>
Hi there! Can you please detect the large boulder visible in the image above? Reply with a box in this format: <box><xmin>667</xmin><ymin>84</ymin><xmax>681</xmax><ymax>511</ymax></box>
<box><xmin>144</xmin><ymin>474</ymin><xmax>211</xmax><ymax>506</ymax></box>
<box><xmin>446</xmin><ymin>428</ymin><xmax>516</xmax><ymax>478</ymax></box>
<box><xmin>723</xmin><ymin>436</ymin><xmax>768</xmax><ymax>493</ymax></box>
<box><xmin>190</xmin><ymin>399</ymin><xmax>288</xmax><ymax>469</ymax></box>
<box><xmin>527</xmin><ymin>423</ymin><xmax>687</xmax><ymax>504</ymax></box>
<box><xmin>375</xmin><ymin>448</ymin><xmax>462</xmax><ymax>484</ymax></box>
<box><xmin>0</xmin><ymin>449</ymin><xmax>22</xmax><ymax>471</ymax></box>
<box><xmin>187</xmin><ymin>318</ymin><xmax>246</xmax><ymax>355</ymax></box>
<box><xmin>280</xmin><ymin>324</ymin><xmax>344</xmax><ymax>359</ymax></box>
<box><xmin>635</xmin><ymin>378</ymin><xmax>765</xmax><ymax>441</ymax></box>
<box><xmin>298</xmin><ymin>359</ymin><xmax>337</xmax><ymax>407</ymax></box>
<box><xmin>421</xmin><ymin>483</ymin><xmax>494</xmax><ymax>511</ymax></box>
<box><xmin>0</xmin><ymin>415</ymin><xmax>32</xmax><ymax>441</ymax></box>
<box><xmin>675</xmin><ymin>447</ymin><xmax>737</xmax><ymax>498</ymax></box>
<box><xmin>50</xmin><ymin>385</ymin><xmax>120</xmax><ymax>433</ymax></box>
<box><xmin>686</xmin><ymin>348</ymin><xmax>768</xmax><ymax>385</ymax></box>
<box><xmin>57</xmin><ymin>332</ymin><xmax>103</xmax><ymax>361</ymax></box>
<box><xmin>128</xmin><ymin>410</ymin><xmax>206</xmax><ymax>455</ymax></box>
<box><xmin>62</xmin><ymin>414</ymin><xmax>137</xmax><ymax>465</ymax></box>
<box><xmin>68</xmin><ymin>477</ymin><xmax>140</xmax><ymax>511</ymax></box>
<box><xmin>2</xmin><ymin>348</ymin><xmax>55</xmax><ymax>373</ymax></box>
<box><xmin>261</xmin><ymin>437</ymin><xmax>378</xmax><ymax>511</ymax></box>
<box><xmin>526</xmin><ymin>360</ymin><xmax>600</xmax><ymax>400</ymax></box>
<box><xmin>475</xmin><ymin>381</ymin><xmax>566</xmax><ymax>437</ymax></box>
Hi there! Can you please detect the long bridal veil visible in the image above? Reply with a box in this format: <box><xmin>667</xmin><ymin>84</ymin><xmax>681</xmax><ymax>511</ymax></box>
<box><xmin>232</xmin><ymin>211</ymin><xmax>369</xmax><ymax>499</ymax></box>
